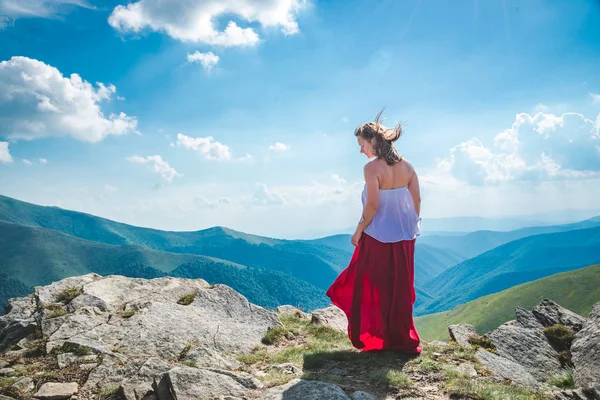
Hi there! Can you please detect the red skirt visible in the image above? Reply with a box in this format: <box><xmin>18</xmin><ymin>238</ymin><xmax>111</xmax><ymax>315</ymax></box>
<box><xmin>326</xmin><ymin>233</ymin><xmax>422</xmax><ymax>353</ymax></box>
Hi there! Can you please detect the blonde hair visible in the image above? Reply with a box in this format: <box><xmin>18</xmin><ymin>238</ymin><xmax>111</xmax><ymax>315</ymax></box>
<box><xmin>354</xmin><ymin>108</ymin><xmax>403</xmax><ymax>165</ymax></box>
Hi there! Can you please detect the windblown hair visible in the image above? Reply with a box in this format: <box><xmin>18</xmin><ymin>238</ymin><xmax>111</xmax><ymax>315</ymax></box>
<box><xmin>354</xmin><ymin>108</ymin><xmax>403</xmax><ymax>166</ymax></box>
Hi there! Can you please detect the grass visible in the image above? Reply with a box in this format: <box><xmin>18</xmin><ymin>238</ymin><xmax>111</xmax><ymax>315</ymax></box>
<box><xmin>468</xmin><ymin>334</ymin><xmax>496</xmax><ymax>351</ymax></box>
<box><xmin>50</xmin><ymin>342</ymin><xmax>92</xmax><ymax>356</ymax></box>
<box><xmin>262</xmin><ymin>326</ymin><xmax>289</xmax><ymax>345</ymax></box>
<box><xmin>415</xmin><ymin>264</ymin><xmax>600</xmax><ymax>341</ymax></box>
<box><xmin>177</xmin><ymin>291</ymin><xmax>197</xmax><ymax>306</ymax></box>
<box><xmin>547</xmin><ymin>368</ymin><xmax>575</xmax><ymax>389</ymax></box>
<box><xmin>443</xmin><ymin>377</ymin><xmax>544</xmax><ymax>400</ymax></box>
<box><xmin>97</xmin><ymin>383</ymin><xmax>121</xmax><ymax>399</ymax></box>
<box><xmin>543</xmin><ymin>325</ymin><xmax>574</xmax><ymax>352</ymax></box>
<box><xmin>46</xmin><ymin>308</ymin><xmax>68</xmax><ymax>319</ymax></box>
<box><xmin>259</xmin><ymin>369</ymin><xmax>297</xmax><ymax>388</ymax></box>
<box><xmin>418</xmin><ymin>357</ymin><xmax>441</xmax><ymax>372</ymax></box>
<box><xmin>56</xmin><ymin>286</ymin><xmax>83</xmax><ymax>304</ymax></box>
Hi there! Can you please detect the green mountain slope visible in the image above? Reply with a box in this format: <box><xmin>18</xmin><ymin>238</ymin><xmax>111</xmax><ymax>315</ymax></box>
<box><xmin>0</xmin><ymin>195</ymin><xmax>342</xmax><ymax>290</ymax></box>
<box><xmin>415</xmin><ymin>264</ymin><xmax>600</xmax><ymax>341</ymax></box>
<box><xmin>419</xmin><ymin>217</ymin><xmax>600</xmax><ymax>259</ymax></box>
<box><xmin>419</xmin><ymin>226</ymin><xmax>600</xmax><ymax>314</ymax></box>
<box><xmin>0</xmin><ymin>221</ymin><xmax>330</xmax><ymax>311</ymax></box>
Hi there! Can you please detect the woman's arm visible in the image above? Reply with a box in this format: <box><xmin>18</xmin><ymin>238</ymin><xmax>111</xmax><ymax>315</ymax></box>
<box><xmin>352</xmin><ymin>163</ymin><xmax>379</xmax><ymax>245</ymax></box>
<box><xmin>407</xmin><ymin>169</ymin><xmax>421</xmax><ymax>216</ymax></box>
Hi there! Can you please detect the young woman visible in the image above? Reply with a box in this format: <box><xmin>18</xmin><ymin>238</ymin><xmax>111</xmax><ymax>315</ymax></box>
<box><xmin>326</xmin><ymin>110</ymin><xmax>422</xmax><ymax>354</ymax></box>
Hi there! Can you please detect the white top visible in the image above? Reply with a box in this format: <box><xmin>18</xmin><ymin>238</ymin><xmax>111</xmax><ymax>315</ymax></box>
<box><xmin>360</xmin><ymin>184</ymin><xmax>421</xmax><ymax>243</ymax></box>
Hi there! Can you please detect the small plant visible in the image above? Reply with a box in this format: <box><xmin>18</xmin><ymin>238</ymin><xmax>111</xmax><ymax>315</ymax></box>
<box><xmin>558</xmin><ymin>349</ymin><xmax>573</xmax><ymax>368</ymax></box>
<box><xmin>43</xmin><ymin>303</ymin><xmax>63</xmax><ymax>311</ymax></box>
<box><xmin>181</xmin><ymin>360</ymin><xmax>198</xmax><ymax>368</ymax></box>
<box><xmin>262</xmin><ymin>326</ymin><xmax>290</xmax><ymax>345</ymax></box>
<box><xmin>468</xmin><ymin>334</ymin><xmax>496</xmax><ymax>351</ymax></box>
<box><xmin>97</xmin><ymin>383</ymin><xmax>121</xmax><ymax>399</ymax></box>
<box><xmin>179</xmin><ymin>343</ymin><xmax>193</xmax><ymax>360</ymax></box>
<box><xmin>56</xmin><ymin>286</ymin><xmax>83</xmax><ymax>304</ymax></box>
<box><xmin>543</xmin><ymin>325</ymin><xmax>574</xmax><ymax>352</ymax></box>
<box><xmin>120</xmin><ymin>309</ymin><xmax>136</xmax><ymax>318</ymax></box>
<box><xmin>53</xmin><ymin>342</ymin><xmax>92</xmax><ymax>356</ymax></box>
<box><xmin>547</xmin><ymin>368</ymin><xmax>575</xmax><ymax>389</ymax></box>
<box><xmin>110</xmin><ymin>345</ymin><xmax>125</xmax><ymax>354</ymax></box>
<box><xmin>418</xmin><ymin>357</ymin><xmax>441</xmax><ymax>372</ymax></box>
<box><xmin>46</xmin><ymin>308</ymin><xmax>68</xmax><ymax>319</ymax></box>
<box><xmin>177</xmin><ymin>291</ymin><xmax>197</xmax><ymax>305</ymax></box>
<box><xmin>386</xmin><ymin>370</ymin><xmax>414</xmax><ymax>389</ymax></box>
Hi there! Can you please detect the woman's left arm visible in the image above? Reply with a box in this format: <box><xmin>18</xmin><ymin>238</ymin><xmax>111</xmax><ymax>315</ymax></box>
<box><xmin>352</xmin><ymin>164</ymin><xmax>379</xmax><ymax>246</ymax></box>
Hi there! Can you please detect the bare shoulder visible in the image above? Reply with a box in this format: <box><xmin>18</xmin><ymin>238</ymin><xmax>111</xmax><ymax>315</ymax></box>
<box><xmin>364</xmin><ymin>160</ymin><xmax>379</xmax><ymax>175</ymax></box>
<box><xmin>400</xmin><ymin>159</ymin><xmax>416</xmax><ymax>175</ymax></box>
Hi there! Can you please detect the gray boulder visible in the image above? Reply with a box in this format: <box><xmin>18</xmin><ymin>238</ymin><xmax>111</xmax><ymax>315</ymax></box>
<box><xmin>311</xmin><ymin>305</ymin><xmax>347</xmax><ymax>332</ymax></box>
<box><xmin>532</xmin><ymin>299</ymin><xmax>587</xmax><ymax>332</ymax></box>
<box><xmin>475</xmin><ymin>348</ymin><xmax>542</xmax><ymax>389</ymax></box>
<box><xmin>448</xmin><ymin>324</ymin><xmax>477</xmax><ymax>347</ymax></box>
<box><xmin>34</xmin><ymin>382</ymin><xmax>78</xmax><ymax>399</ymax></box>
<box><xmin>262</xmin><ymin>378</ymin><xmax>351</xmax><ymax>400</ymax></box>
<box><xmin>572</xmin><ymin>303</ymin><xmax>600</xmax><ymax>391</ymax></box>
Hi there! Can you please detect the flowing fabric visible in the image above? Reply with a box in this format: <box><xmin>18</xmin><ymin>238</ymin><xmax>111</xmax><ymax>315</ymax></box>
<box><xmin>326</xmin><ymin>232</ymin><xmax>422</xmax><ymax>353</ymax></box>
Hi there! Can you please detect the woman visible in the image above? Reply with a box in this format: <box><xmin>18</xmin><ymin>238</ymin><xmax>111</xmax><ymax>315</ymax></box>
<box><xmin>326</xmin><ymin>109</ymin><xmax>422</xmax><ymax>354</ymax></box>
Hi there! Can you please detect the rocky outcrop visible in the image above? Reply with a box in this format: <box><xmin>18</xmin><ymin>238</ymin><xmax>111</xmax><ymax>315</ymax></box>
<box><xmin>532</xmin><ymin>299</ymin><xmax>587</xmax><ymax>332</ymax></box>
<box><xmin>475</xmin><ymin>348</ymin><xmax>542</xmax><ymax>389</ymax></box>
<box><xmin>310</xmin><ymin>305</ymin><xmax>347</xmax><ymax>332</ymax></box>
<box><xmin>571</xmin><ymin>303</ymin><xmax>600</xmax><ymax>395</ymax></box>
<box><xmin>448</xmin><ymin>324</ymin><xmax>478</xmax><ymax>347</ymax></box>
<box><xmin>262</xmin><ymin>379</ymin><xmax>351</xmax><ymax>400</ymax></box>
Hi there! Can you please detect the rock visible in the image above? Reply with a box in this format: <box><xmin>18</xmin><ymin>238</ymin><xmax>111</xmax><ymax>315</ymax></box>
<box><xmin>34</xmin><ymin>382</ymin><xmax>79</xmax><ymax>399</ymax></box>
<box><xmin>476</xmin><ymin>348</ymin><xmax>542</xmax><ymax>389</ymax></box>
<box><xmin>572</xmin><ymin>303</ymin><xmax>600</xmax><ymax>390</ymax></box>
<box><xmin>11</xmin><ymin>377</ymin><xmax>35</xmax><ymax>393</ymax></box>
<box><xmin>262</xmin><ymin>379</ymin><xmax>351</xmax><ymax>400</ymax></box>
<box><xmin>456</xmin><ymin>364</ymin><xmax>477</xmax><ymax>377</ymax></box>
<box><xmin>265</xmin><ymin>363</ymin><xmax>303</xmax><ymax>375</ymax></box>
<box><xmin>310</xmin><ymin>306</ymin><xmax>347</xmax><ymax>332</ymax></box>
<box><xmin>429</xmin><ymin>340</ymin><xmax>449</xmax><ymax>347</ymax></box>
<box><xmin>489</xmin><ymin>323</ymin><xmax>562</xmax><ymax>382</ymax></box>
<box><xmin>35</xmin><ymin>273</ymin><xmax>101</xmax><ymax>307</ymax></box>
<box><xmin>448</xmin><ymin>324</ymin><xmax>477</xmax><ymax>347</ymax></box>
<box><xmin>202</xmin><ymin>367</ymin><xmax>263</xmax><ymax>389</ymax></box>
<box><xmin>515</xmin><ymin>306</ymin><xmax>544</xmax><ymax>329</ymax></box>
<box><xmin>79</xmin><ymin>363</ymin><xmax>98</xmax><ymax>371</ymax></box>
<box><xmin>152</xmin><ymin>366</ymin><xmax>249</xmax><ymax>400</ymax></box>
<box><xmin>0</xmin><ymin>295</ymin><xmax>38</xmax><ymax>352</ymax></box>
<box><xmin>0</xmin><ymin>395</ymin><xmax>15</xmax><ymax>400</ymax></box>
<box><xmin>0</xmin><ymin>361</ymin><xmax>8</xmax><ymax>368</ymax></box>
<box><xmin>0</xmin><ymin>368</ymin><xmax>15</xmax><ymax>376</ymax></box>
<box><xmin>57</xmin><ymin>352</ymin><xmax>98</xmax><ymax>368</ymax></box>
<box><xmin>350</xmin><ymin>391</ymin><xmax>377</xmax><ymax>400</ymax></box>
<box><xmin>555</xmin><ymin>388</ymin><xmax>599</xmax><ymax>399</ymax></box>
<box><xmin>277</xmin><ymin>305</ymin><xmax>309</xmax><ymax>319</ymax></box>
<box><xmin>184</xmin><ymin>346</ymin><xmax>241</xmax><ymax>370</ymax></box>
<box><xmin>532</xmin><ymin>299</ymin><xmax>587</xmax><ymax>332</ymax></box>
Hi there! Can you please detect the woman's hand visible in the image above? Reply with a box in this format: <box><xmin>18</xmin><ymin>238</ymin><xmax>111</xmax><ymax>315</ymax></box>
<box><xmin>351</xmin><ymin>230</ymin><xmax>363</xmax><ymax>247</ymax></box>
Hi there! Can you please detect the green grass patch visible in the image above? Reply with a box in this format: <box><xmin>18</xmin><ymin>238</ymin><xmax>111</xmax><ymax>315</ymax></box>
<box><xmin>260</xmin><ymin>369</ymin><xmax>297</xmax><ymax>387</ymax></box>
<box><xmin>443</xmin><ymin>377</ymin><xmax>538</xmax><ymax>400</ymax></box>
<box><xmin>56</xmin><ymin>285</ymin><xmax>83</xmax><ymax>304</ymax></box>
<box><xmin>468</xmin><ymin>334</ymin><xmax>496</xmax><ymax>351</ymax></box>
<box><xmin>177</xmin><ymin>291</ymin><xmax>197</xmax><ymax>305</ymax></box>
<box><xmin>547</xmin><ymin>368</ymin><xmax>575</xmax><ymax>389</ymax></box>
<box><xmin>418</xmin><ymin>357</ymin><xmax>441</xmax><ymax>372</ymax></box>
<box><xmin>543</xmin><ymin>325</ymin><xmax>574</xmax><ymax>352</ymax></box>
<box><xmin>46</xmin><ymin>308</ymin><xmax>68</xmax><ymax>319</ymax></box>
<box><xmin>262</xmin><ymin>326</ymin><xmax>289</xmax><ymax>345</ymax></box>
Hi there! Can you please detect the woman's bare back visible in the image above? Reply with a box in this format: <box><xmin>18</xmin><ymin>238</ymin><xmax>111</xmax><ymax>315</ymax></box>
<box><xmin>370</xmin><ymin>158</ymin><xmax>415</xmax><ymax>189</ymax></box>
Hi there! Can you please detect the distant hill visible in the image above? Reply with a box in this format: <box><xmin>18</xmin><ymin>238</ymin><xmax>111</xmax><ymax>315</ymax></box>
<box><xmin>419</xmin><ymin>217</ymin><xmax>600</xmax><ymax>259</ymax></box>
<box><xmin>305</xmin><ymin>234</ymin><xmax>465</xmax><ymax>286</ymax></box>
<box><xmin>418</xmin><ymin>226</ymin><xmax>600</xmax><ymax>315</ymax></box>
<box><xmin>0</xmin><ymin>221</ymin><xmax>331</xmax><ymax>312</ymax></box>
<box><xmin>0</xmin><ymin>195</ymin><xmax>345</xmax><ymax>290</ymax></box>
<box><xmin>415</xmin><ymin>264</ymin><xmax>600</xmax><ymax>341</ymax></box>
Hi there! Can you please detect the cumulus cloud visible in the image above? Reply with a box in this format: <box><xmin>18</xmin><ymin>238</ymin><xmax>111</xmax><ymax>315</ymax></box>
<box><xmin>22</xmin><ymin>159</ymin><xmax>32</xmax><ymax>165</ymax></box>
<box><xmin>591</xmin><ymin>93</ymin><xmax>600</xmax><ymax>104</ymax></box>
<box><xmin>0</xmin><ymin>57</ymin><xmax>138</xmax><ymax>143</ymax></box>
<box><xmin>187</xmin><ymin>51</ymin><xmax>219</xmax><ymax>71</ymax></box>
<box><xmin>173</xmin><ymin>133</ymin><xmax>231</xmax><ymax>161</ymax></box>
<box><xmin>108</xmin><ymin>0</ymin><xmax>306</xmax><ymax>46</ymax></box>
<box><xmin>439</xmin><ymin>111</ymin><xmax>600</xmax><ymax>185</ymax></box>
<box><xmin>39</xmin><ymin>158</ymin><xmax>47</xmax><ymax>163</ymax></box>
<box><xmin>0</xmin><ymin>0</ymin><xmax>91</xmax><ymax>19</ymax></box>
<box><xmin>127</xmin><ymin>155</ymin><xmax>181</xmax><ymax>183</ymax></box>
<box><xmin>268</xmin><ymin>142</ymin><xmax>290</xmax><ymax>152</ymax></box>
<box><xmin>0</xmin><ymin>142</ymin><xmax>13</xmax><ymax>164</ymax></box>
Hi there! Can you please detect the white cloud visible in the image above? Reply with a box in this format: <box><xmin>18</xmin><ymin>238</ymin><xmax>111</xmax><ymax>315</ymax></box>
<box><xmin>173</xmin><ymin>133</ymin><xmax>231</xmax><ymax>160</ymax></box>
<box><xmin>268</xmin><ymin>142</ymin><xmax>290</xmax><ymax>152</ymax></box>
<box><xmin>0</xmin><ymin>142</ymin><xmax>13</xmax><ymax>164</ymax></box>
<box><xmin>127</xmin><ymin>155</ymin><xmax>181</xmax><ymax>183</ymax></box>
<box><xmin>103</xmin><ymin>184</ymin><xmax>118</xmax><ymax>195</ymax></box>
<box><xmin>0</xmin><ymin>0</ymin><xmax>91</xmax><ymax>19</ymax></box>
<box><xmin>187</xmin><ymin>51</ymin><xmax>219</xmax><ymax>71</ymax></box>
<box><xmin>108</xmin><ymin>0</ymin><xmax>306</xmax><ymax>47</ymax></box>
<box><xmin>439</xmin><ymin>111</ymin><xmax>600</xmax><ymax>185</ymax></box>
<box><xmin>38</xmin><ymin>158</ymin><xmax>47</xmax><ymax>163</ymax></box>
<box><xmin>590</xmin><ymin>93</ymin><xmax>600</xmax><ymax>104</ymax></box>
<box><xmin>22</xmin><ymin>159</ymin><xmax>32</xmax><ymax>165</ymax></box>
<box><xmin>0</xmin><ymin>56</ymin><xmax>138</xmax><ymax>143</ymax></box>
<box><xmin>238</xmin><ymin>153</ymin><xmax>253</xmax><ymax>162</ymax></box>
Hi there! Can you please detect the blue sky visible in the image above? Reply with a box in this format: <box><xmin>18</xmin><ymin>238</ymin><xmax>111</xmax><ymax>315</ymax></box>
<box><xmin>1</xmin><ymin>0</ymin><xmax>600</xmax><ymax>238</ymax></box>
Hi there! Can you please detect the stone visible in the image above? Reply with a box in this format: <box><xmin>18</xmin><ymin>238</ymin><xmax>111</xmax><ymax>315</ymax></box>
<box><xmin>456</xmin><ymin>364</ymin><xmax>477</xmax><ymax>377</ymax></box>
<box><xmin>79</xmin><ymin>363</ymin><xmax>98</xmax><ymax>371</ymax></box>
<box><xmin>57</xmin><ymin>352</ymin><xmax>98</xmax><ymax>368</ymax></box>
<box><xmin>489</xmin><ymin>323</ymin><xmax>562</xmax><ymax>382</ymax></box>
<box><xmin>184</xmin><ymin>346</ymin><xmax>241</xmax><ymax>370</ymax></box>
<box><xmin>448</xmin><ymin>324</ymin><xmax>477</xmax><ymax>347</ymax></box>
<box><xmin>152</xmin><ymin>366</ymin><xmax>249</xmax><ymax>400</ymax></box>
<box><xmin>276</xmin><ymin>305</ymin><xmax>309</xmax><ymax>319</ymax></box>
<box><xmin>0</xmin><ymin>368</ymin><xmax>15</xmax><ymax>377</ymax></box>
<box><xmin>310</xmin><ymin>305</ymin><xmax>347</xmax><ymax>332</ymax></box>
<box><xmin>0</xmin><ymin>361</ymin><xmax>8</xmax><ymax>368</ymax></box>
<box><xmin>572</xmin><ymin>303</ymin><xmax>600</xmax><ymax>390</ymax></box>
<box><xmin>262</xmin><ymin>379</ymin><xmax>351</xmax><ymax>400</ymax></box>
<box><xmin>532</xmin><ymin>299</ymin><xmax>587</xmax><ymax>332</ymax></box>
<box><xmin>350</xmin><ymin>391</ymin><xmax>377</xmax><ymax>400</ymax></box>
<box><xmin>11</xmin><ymin>377</ymin><xmax>35</xmax><ymax>393</ymax></box>
<box><xmin>429</xmin><ymin>340</ymin><xmax>449</xmax><ymax>347</ymax></box>
<box><xmin>476</xmin><ymin>348</ymin><xmax>542</xmax><ymax>390</ymax></box>
<box><xmin>515</xmin><ymin>306</ymin><xmax>544</xmax><ymax>329</ymax></box>
<box><xmin>34</xmin><ymin>382</ymin><xmax>79</xmax><ymax>399</ymax></box>
<box><xmin>265</xmin><ymin>363</ymin><xmax>302</xmax><ymax>375</ymax></box>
